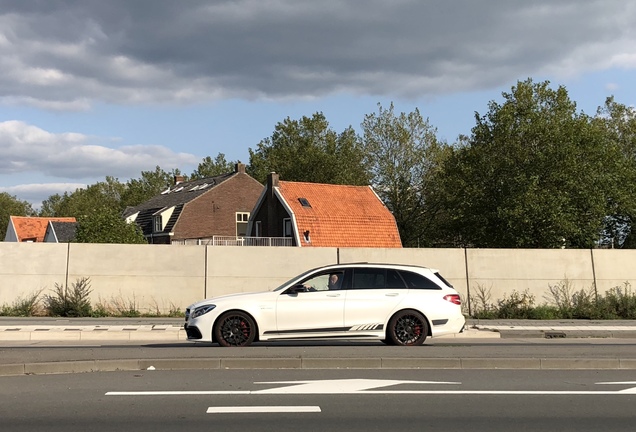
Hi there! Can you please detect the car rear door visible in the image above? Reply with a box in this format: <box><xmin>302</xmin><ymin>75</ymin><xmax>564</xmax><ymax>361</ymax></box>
<box><xmin>343</xmin><ymin>267</ymin><xmax>407</xmax><ymax>331</ymax></box>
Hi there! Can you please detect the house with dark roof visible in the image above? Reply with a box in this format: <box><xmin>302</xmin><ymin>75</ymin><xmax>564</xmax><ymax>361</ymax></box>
<box><xmin>246</xmin><ymin>173</ymin><xmax>402</xmax><ymax>248</ymax></box>
<box><xmin>44</xmin><ymin>220</ymin><xmax>78</xmax><ymax>243</ymax></box>
<box><xmin>123</xmin><ymin>163</ymin><xmax>263</xmax><ymax>244</ymax></box>
<box><xmin>4</xmin><ymin>216</ymin><xmax>77</xmax><ymax>242</ymax></box>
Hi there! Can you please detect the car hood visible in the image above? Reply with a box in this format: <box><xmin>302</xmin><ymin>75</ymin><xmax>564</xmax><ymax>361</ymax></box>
<box><xmin>187</xmin><ymin>290</ymin><xmax>274</xmax><ymax>310</ymax></box>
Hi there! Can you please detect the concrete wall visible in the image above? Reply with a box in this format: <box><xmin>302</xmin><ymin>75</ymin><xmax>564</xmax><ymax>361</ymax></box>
<box><xmin>1</xmin><ymin>243</ymin><xmax>634</xmax><ymax>314</ymax></box>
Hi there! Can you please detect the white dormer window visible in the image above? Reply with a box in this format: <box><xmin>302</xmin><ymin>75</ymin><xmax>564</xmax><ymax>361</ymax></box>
<box><xmin>153</xmin><ymin>215</ymin><xmax>163</xmax><ymax>232</ymax></box>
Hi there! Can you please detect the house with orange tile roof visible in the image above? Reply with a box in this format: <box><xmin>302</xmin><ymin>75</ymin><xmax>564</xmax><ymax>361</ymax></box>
<box><xmin>246</xmin><ymin>173</ymin><xmax>402</xmax><ymax>248</ymax></box>
<box><xmin>4</xmin><ymin>216</ymin><xmax>77</xmax><ymax>242</ymax></box>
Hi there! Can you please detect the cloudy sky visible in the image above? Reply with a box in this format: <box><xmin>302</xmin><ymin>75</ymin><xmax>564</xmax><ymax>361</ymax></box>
<box><xmin>1</xmin><ymin>0</ymin><xmax>635</xmax><ymax>208</ymax></box>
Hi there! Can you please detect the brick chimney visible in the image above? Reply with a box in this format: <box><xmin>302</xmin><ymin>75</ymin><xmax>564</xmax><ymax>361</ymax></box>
<box><xmin>174</xmin><ymin>175</ymin><xmax>185</xmax><ymax>185</ymax></box>
<box><xmin>235</xmin><ymin>163</ymin><xmax>246</xmax><ymax>174</ymax></box>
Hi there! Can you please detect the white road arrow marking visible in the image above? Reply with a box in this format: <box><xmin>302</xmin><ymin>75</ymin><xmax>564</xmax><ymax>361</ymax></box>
<box><xmin>252</xmin><ymin>379</ymin><xmax>460</xmax><ymax>394</ymax></box>
<box><xmin>596</xmin><ymin>381</ymin><xmax>636</xmax><ymax>393</ymax></box>
<box><xmin>106</xmin><ymin>379</ymin><xmax>636</xmax><ymax>396</ymax></box>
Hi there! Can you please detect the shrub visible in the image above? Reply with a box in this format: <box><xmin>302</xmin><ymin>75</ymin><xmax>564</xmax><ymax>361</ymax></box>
<box><xmin>44</xmin><ymin>277</ymin><xmax>93</xmax><ymax>317</ymax></box>
<box><xmin>1</xmin><ymin>290</ymin><xmax>43</xmax><ymax>316</ymax></box>
<box><xmin>495</xmin><ymin>289</ymin><xmax>535</xmax><ymax>319</ymax></box>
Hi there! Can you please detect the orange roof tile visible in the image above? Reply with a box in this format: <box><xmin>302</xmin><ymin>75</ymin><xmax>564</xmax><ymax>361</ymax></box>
<box><xmin>278</xmin><ymin>181</ymin><xmax>402</xmax><ymax>248</ymax></box>
<box><xmin>9</xmin><ymin>216</ymin><xmax>77</xmax><ymax>242</ymax></box>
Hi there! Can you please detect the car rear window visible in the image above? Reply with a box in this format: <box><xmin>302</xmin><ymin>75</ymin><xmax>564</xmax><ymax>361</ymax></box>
<box><xmin>434</xmin><ymin>272</ymin><xmax>454</xmax><ymax>288</ymax></box>
<box><xmin>399</xmin><ymin>270</ymin><xmax>441</xmax><ymax>290</ymax></box>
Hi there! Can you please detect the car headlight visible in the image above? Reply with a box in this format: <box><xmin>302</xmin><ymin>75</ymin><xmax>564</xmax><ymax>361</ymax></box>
<box><xmin>190</xmin><ymin>304</ymin><xmax>216</xmax><ymax>319</ymax></box>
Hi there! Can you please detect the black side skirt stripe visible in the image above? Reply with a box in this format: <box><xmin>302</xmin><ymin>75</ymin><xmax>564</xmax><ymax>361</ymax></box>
<box><xmin>264</xmin><ymin>325</ymin><xmax>384</xmax><ymax>336</ymax></box>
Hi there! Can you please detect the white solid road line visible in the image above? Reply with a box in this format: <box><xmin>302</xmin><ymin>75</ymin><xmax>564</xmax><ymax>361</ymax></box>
<box><xmin>207</xmin><ymin>406</ymin><xmax>321</xmax><ymax>413</ymax></box>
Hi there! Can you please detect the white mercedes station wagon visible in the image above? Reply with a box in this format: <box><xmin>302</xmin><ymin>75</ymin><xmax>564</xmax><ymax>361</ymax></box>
<box><xmin>184</xmin><ymin>263</ymin><xmax>465</xmax><ymax>347</ymax></box>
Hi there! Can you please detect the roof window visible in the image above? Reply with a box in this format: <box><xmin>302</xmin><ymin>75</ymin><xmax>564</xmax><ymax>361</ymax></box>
<box><xmin>298</xmin><ymin>197</ymin><xmax>312</xmax><ymax>208</ymax></box>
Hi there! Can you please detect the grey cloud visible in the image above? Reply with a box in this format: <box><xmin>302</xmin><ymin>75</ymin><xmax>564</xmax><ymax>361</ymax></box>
<box><xmin>0</xmin><ymin>0</ymin><xmax>634</xmax><ymax>109</ymax></box>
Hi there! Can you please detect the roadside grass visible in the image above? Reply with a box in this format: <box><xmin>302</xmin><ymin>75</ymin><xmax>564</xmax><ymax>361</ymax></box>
<box><xmin>1</xmin><ymin>277</ymin><xmax>184</xmax><ymax>318</ymax></box>
<box><xmin>470</xmin><ymin>280</ymin><xmax>636</xmax><ymax>319</ymax></box>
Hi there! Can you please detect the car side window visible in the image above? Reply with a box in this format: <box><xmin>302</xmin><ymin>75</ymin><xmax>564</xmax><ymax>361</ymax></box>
<box><xmin>300</xmin><ymin>273</ymin><xmax>330</xmax><ymax>291</ymax></box>
<box><xmin>352</xmin><ymin>268</ymin><xmax>384</xmax><ymax>289</ymax></box>
<box><xmin>399</xmin><ymin>270</ymin><xmax>441</xmax><ymax>289</ymax></box>
<box><xmin>386</xmin><ymin>269</ymin><xmax>407</xmax><ymax>288</ymax></box>
<box><xmin>351</xmin><ymin>268</ymin><xmax>406</xmax><ymax>289</ymax></box>
<box><xmin>300</xmin><ymin>271</ymin><xmax>345</xmax><ymax>291</ymax></box>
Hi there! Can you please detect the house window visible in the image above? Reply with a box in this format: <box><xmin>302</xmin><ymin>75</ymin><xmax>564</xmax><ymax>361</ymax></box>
<box><xmin>153</xmin><ymin>215</ymin><xmax>162</xmax><ymax>232</ymax></box>
<box><xmin>236</xmin><ymin>212</ymin><xmax>249</xmax><ymax>236</ymax></box>
<box><xmin>283</xmin><ymin>218</ymin><xmax>292</xmax><ymax>237</ymax></box>
<box><xmin>255</xmin><ymin>221</ymin><xmax>262</xmax><ymax>238</ymax></box>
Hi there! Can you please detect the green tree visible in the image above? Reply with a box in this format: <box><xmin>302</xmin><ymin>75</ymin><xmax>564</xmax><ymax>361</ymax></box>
<box><xmin>361</xmin><ymin>103</ymin><xmax>449</xmax><ymax>247</ymax></box>
<box><xmin>38</xmin><ymin>193</ymin><xmax>65</xmax><ymax>217</ymax></box>
<box><xmin>248</xmin><ymin>112</ymin><xmax>371</xmax><ymax>185</ymax></box>
<box><xmin>595</xmin><ymin>97</ymin><xmax>636</xmax><ymax>248</ymax></box>
<box><xmin>74</xmin><ymin>207</ymin><xmax>147</xmax><ymax>244</ymax></box>
<box><xmin>0</xmin><ymin>192</ymin><xmax>35</xmax><ymax>240</ymax></box>
<box><xmin>120</xmin><ymin>166</ymin><xmax>176</xmax><ymax>210</ymax></box>
<box><xmin>441</xmin><ymin>79</ymin><xmax>627</xmax><ymax>248</ymax></box>
<box><xmin>190</xmin><ymin>153</ymin><xmax>236</xmax><ymax>180</ymax></box>
<box><xmin>39</xmin><ymin>177</ymin><xmax>125</xmax><ymax>218</ymax></box>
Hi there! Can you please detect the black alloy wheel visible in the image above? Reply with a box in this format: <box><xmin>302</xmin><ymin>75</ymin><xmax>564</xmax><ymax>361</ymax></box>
<box><xmin>387</xmin><ymin>310</ymin><xmax>428</xmax><ymax>346</ymax></box>
<box><xmin>214</xmin><ymin>311</ymin><xmax>256</xmax><ymax>347</ymax></box>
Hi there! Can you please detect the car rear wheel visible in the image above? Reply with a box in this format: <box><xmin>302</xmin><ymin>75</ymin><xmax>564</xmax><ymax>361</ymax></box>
<box><xmin>387</xmin><ymin>310</ymin><xmax>428</xmax><ymax>346</ymax></box>
<box><xmin>214</xmin><ymin>311</ymin><xmax>256</xmax><ymax>347</ymax></box>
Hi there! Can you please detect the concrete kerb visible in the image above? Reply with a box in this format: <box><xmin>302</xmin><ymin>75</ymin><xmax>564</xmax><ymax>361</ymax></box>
<box><xmin>3</xmin><ymin>357</ymin><xmax>636</xmax><ymax>376</ymax></box>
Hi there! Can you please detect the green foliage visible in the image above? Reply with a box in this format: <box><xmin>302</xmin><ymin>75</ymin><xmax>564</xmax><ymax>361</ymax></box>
<box><xmin>0</xmin><ymin>192</ymin><xmax>35</xmax><ymax>239</ymax></box>
<box><xmin>361</xmin><ymin>102</ymin><xmax>449</xmax><ymax>247</ymax></box>
<box><xmin>248</xmin><ymin>112</ymin><xmax>371</xmax><ymax>186</ymax></box>
<box><xmin>75</xmin><ymin>207</ymin><xmax>147</xmax><ymax>244</ymax></box>
<box><xmin>108</xmin><ymin>294</ymin><xmax>141</xmax><ymax>317</ymax></box>
<box><xmin>0</xmin><ymin>290</ymin><xmax>43</xmax><ymax>316</ymax></box>
<box><xmin>190</xmin><ymin>153</ymin><xmax>236</xmax><ymax>180</ymax></box>
<box><xmin>120</xmin><ymin>166</ymin><xmax>178</xmax><ymax>210</ymax></box>
<box><xmin>39</xmin><ymin>167</ymin><xmax>179</xmax><ymax>218</ymax></box>
<box><xmin>442</xmin><ymin>79</ymin><xmax>631</xmax><ymax>248</ymax></box>
<box><xmin>472</xmin><ymin>280</ymin><xmax>636</xmax><ymax>319</ymax></box>
<box><xmin>594</xmin><ymin>98</ymin><xmax>636</xmax><ymax>248</ymax></box>
<box><xmin>44</xmin><ymin>277</ymin><xmax>93</xmax><ymax>317</ymax></box>
<box><xmin>39</xmin><ymin>177</ymin><xmax>125</xmax><ymax>218</ymax></box>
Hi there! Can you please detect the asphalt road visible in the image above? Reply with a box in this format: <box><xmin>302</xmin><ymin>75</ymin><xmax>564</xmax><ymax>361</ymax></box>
<box><xmin>2</xmin><ymin>338</ymin><xmax>636</xmax><ymax>375</ymax></box>
<box><xmin>2</xmin><ymin>369</ymin><xmax>636</xmax><ymax>432</ymax></box>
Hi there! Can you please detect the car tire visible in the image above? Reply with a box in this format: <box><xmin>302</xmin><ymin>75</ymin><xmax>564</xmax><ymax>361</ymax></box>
<box><xmin>386</xmin><ymin>310</ymin><xmax>428</xmax><ymax>346</ymax></box>
<box><xmin>214</xmin><ymin>311</ymin><xmax>257</xmax><ymax>347</ymax></box>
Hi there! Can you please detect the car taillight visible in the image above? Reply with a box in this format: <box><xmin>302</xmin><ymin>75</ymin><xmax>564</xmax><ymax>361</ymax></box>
<box><xmin>443</xmin><ymin>294</ymin><xmax>461</xmax><ymax>305</ymax></box>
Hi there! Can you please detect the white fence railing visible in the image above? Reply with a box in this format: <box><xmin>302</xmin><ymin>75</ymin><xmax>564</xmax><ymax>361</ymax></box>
<box><xmin>172</xmin><ymin>236</ymin><xmax>294</xmax><ymax>247</ymax></box>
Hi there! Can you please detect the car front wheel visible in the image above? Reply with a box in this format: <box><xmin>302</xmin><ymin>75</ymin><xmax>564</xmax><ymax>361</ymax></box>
<box><xmin>387</xmin><ymin>310</ymin><xmax>428</xmax><ymax>346</ymax></box>
<box><xmin>214</xmin><ymin>311</ymin><xmax>256</xmax><ymax>347</ymax></box>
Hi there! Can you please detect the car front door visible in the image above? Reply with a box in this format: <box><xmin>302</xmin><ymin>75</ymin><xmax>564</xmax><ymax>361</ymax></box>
<box><xmin>275</xmin><ymin>271</ymin><xmax>346</xmax><ymax>336</ymax></box>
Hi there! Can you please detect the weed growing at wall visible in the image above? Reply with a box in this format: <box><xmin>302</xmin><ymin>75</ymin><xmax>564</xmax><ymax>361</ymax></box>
<box><xmin>44</xmin><ymin>277</ymin><xmax>93</xmax><ymax>317</ymax></box>
<box><xmin>470</xmin><ymin>280</ymin><xmax>636</xmax><ymax>319</ymax></box>
<box><xmin>0</xmin><ymin>281</ymin><xmax>185</xmax><ymax>318</ymax></box>
<box><xmin>0</xmin><ymin>290</ymin><xmax>43</xmax><ymax>316</ymax></box>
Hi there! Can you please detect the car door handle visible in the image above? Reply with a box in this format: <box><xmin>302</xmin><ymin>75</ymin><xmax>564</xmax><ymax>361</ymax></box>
<box><xmin>327</xmin><ymin>293</ymin><xmax>341</xmax><ymax>297</ymax></box>
<box><xmin>385</xmin><ymin>293</ymin><xmax>399</xmax><ymax>297</ymax></box>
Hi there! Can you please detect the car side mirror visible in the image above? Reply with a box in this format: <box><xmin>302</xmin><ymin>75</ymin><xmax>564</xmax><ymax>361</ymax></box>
<box><xmin>285</xmin><ymin>284</ymin><xmax>306</xmax><ymax>295</ymax></box>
